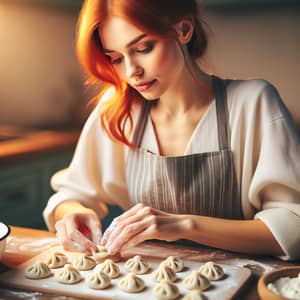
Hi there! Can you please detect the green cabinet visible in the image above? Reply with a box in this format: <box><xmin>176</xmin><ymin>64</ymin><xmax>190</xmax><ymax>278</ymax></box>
<box><xmin>0</xmin><ymin>151</ymin><xmax>73</xmax><ymax>229</ymax></box>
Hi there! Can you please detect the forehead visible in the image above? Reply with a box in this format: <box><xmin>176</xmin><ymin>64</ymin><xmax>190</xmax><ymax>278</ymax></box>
<box><xmin>98</xmin><ymin>16</ymin><xmax>145</xmax><ymax>51</ymax></box>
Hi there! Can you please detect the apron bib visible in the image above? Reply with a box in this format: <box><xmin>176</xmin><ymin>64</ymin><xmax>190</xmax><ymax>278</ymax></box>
<box><xmin>125</xmin><ymin>76</ymin><xmax>243</xmax><ymax>219</ymax></box>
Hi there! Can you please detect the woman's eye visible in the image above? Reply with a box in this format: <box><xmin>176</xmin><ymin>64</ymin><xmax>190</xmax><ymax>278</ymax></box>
<box><xmin>136</xmin><ymin>42</ymin><xmax>155</xmax><ymax>54</ymax></box>
<box><xmin>108</xmin><ymin>56</ymin><xmax>123</xmax><ymax>65</ymax></box>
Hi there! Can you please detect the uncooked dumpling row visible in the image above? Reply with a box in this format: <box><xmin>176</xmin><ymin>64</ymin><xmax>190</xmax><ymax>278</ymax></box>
<box><xmin>163</xmin><ymin>256</ymin><xmax>184</xmax><ymax>273</ymax></box>
<box><xmin>24</xmin><ymin>261</ymin><xmax>52</xmax><ymax>279</ymax></box>
<box><xmin>182</xmin><ymin>290</ymin><xmax>208</xmax><ymax>300</ymax></box>
<box><xmin>73</xmin><ymin>254</ymin><xmax>96</xmax><ymax>271</ymax></box>
<box><xmin>44</xmin><ymin>252</ymin><xmax>68</xmax><ymax>269</ymax></box>
<box><xmin>152</xmin><ymin>263</ymin><xmax>177</xmax><ymax>282</ymax></box>
<box><xmin>118</xmin><ymin>272</ymin><xmax>145</xmax><ymax>293</ymax></box>
<box><xmin>86</xmin><ymin>270</ymin><xmax>111</xmax><ymax>289</ymax></box>
<box><xmin>54</xmin><ymin>264</ymin><xmax>82</xmax><ymax>284</ymax></box>
<box><xmin>96</xmin><ymin>259</ymin><xmax>121</xmax><ymax>278</ymax></box>
<box><xmin>125</xmin><ymin>255</ymin><xmax>149</xmax><ymax>274</ymax></box>
<box><xmin>198</xmin><ymin>261</ymin><xmax>224</xmax><ymax>281</ymax></box>
<box><xmin>183</xmin><ymin>271</ymin><xmax>210</xmax><ymax>291</ymax></box>
<box><xmin>153</xmin><ymin>280</ymin><xmax>180</xmax><ymax>300</ymax></box>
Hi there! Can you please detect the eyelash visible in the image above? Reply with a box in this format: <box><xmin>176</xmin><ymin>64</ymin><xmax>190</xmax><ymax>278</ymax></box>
<box><xmin>108</xmin><ymin>41</ymin><xmax>155</xmax><ymax>65</ymax></box>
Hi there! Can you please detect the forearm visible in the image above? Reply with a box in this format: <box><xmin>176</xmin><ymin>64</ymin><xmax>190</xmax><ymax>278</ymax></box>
<box><xmin>181</xmin><ymin>215</ymin><xmax>284</xmax><ymax>256</ymax></box>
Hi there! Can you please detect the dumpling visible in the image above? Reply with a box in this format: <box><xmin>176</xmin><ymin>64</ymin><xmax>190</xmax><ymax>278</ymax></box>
<box><xmin>118</xmin><ymin>272</ymin><xmax>145</xmax><ymax>293</ymax></box>
<box><xmin>153</xmin><ymin>280</ymin><xmax>179</xmax><ymax>300</ymax></box>
<box><xmin>74</xmin><ymin>254</ymin><xmax>96</xmax><ymax>271</ymax></box>
<box><xmin>182</xmin><ymin>290</ymin><xmax>208</xmax><ymax>300</ymax></box>
<box><xmin>92</xmin><ymin>245</ymin><xmax>121</xmax><ymax>263</ymax></box>
<box><xmin>96</xmin><ymin>259</ymin><xmax>120</xmax><ymax>278</ymax></box>
<box><xmin>198</xmin><ymin>261</ymin><xmax>224</xmax><ymax>281</ymax></box>
<box><xmin>163</xmin><ymin>256</ymin><xmax>184</xmax><ymax>273</ymax></box>
<box><xmin>86</xmin><ymin>270</ymin><xmax>111</xmax><ymax>289</ymax></box>
<box><xmin>152</xmin><ymin>263</ymin><xmax>177</xmax><ymax>282</ymax></box>
<box><xmin>183</xmin><ymin>271</ymin><xmax>210</xmax><ymax>291</ymax></box>
<box><xmin>24</xmin><ymin>261</ymin><xmax>52</xmax><ymax>279</ymax></box>
<box><xmin>54</xmin><ymin>264</ymin><xmax>82</xmax><ymax>284</ymax></box>
<box><xmin>124</xmin><ymin>255</ymin><xmax>149</xmax><ymax>275</ymax></box>
<box><xmin>44</xmin><ymin>252</ymin><xmax>68</xmax><ymax>269</ymax></box>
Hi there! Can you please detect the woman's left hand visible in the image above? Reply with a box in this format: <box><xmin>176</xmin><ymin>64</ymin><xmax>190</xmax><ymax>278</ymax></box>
<box><xmin>101</xmin><ymin>203</ymin><xmax>193</xmax><ymax>255</ymax></box>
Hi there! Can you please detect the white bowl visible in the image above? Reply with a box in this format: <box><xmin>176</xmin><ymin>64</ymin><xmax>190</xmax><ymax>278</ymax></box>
<box><xmin>0</xmin><ymin>222</ymin><xmax>10</xmax><ymax>261</ymax></box>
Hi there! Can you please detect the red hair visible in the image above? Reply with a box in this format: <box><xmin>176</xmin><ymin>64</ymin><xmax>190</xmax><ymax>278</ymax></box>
<box><xmin>76</xmin><ymin>0</ymin><xmax>208</xmax><ymax>147</ymax></box>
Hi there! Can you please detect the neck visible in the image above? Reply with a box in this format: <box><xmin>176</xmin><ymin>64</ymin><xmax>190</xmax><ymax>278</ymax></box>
<box><xmin>154</xmin><ymin>60</ymin><xmax>213</xmax><ymax>117</ymax></box>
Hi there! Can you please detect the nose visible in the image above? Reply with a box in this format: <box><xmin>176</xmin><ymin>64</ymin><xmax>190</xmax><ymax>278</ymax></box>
<box><xmin>124</xmin><ymin>57</ymin><xmax>143</xmax><ymax>79</ymax></box>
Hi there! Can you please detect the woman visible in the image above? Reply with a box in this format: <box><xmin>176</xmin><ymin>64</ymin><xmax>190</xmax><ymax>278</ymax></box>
<box><xmin>43</xmin><ymin>0</ymin><xmax>300</xmax><ymax>260</ymax></box>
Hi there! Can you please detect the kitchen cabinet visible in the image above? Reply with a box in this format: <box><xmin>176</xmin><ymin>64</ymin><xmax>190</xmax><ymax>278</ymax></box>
<box><xmin>0</xmin><ymin>151</ymin><xmax>73</xmax><ymax>229</ymax></box>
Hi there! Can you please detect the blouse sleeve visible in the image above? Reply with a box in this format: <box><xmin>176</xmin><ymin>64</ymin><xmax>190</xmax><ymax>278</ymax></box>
<box><xmin>43</xmin><ymin>89</ymin><xmax>131</xmax><ymax>231</ymax></box>
<box><xmin>235</xmin><ymin>81</ymin><xmax>300</xmax><ymax>260</ymax></box>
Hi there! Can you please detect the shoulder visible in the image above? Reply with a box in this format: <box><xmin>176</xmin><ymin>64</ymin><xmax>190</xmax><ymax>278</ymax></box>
<box><xmin>225</xmin><ymin>78</ymin><xmax>290</xmax><ymax>123</ymax></box>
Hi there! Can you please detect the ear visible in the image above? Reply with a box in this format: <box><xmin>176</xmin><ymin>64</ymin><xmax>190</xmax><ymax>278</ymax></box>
<box><xmin>174</xmin><ymin>19</ymin><xmax>194</xmax><ymax>45</ymax></box>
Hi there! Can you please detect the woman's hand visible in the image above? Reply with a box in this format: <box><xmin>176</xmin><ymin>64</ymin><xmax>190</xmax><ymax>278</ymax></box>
<box><xmin>55</xmin><ymin>207</ymin><xmax>102</xmax><ymax>255</ymax></box>
<box><xmin>101</xmin><ymin>203</ymin><xmax>193</xmax><ymax>255</ymax></box>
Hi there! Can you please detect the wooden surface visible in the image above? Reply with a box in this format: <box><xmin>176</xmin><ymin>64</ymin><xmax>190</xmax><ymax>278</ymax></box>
<box><xmin>1</xmin><ymin>226</ymin><xmax>299</xmax><ymax>300</ymax></box>
<box><xmin>0</xmin><ymin>130</ymin><xmax>79</xmax><ymax>165</ymax></box>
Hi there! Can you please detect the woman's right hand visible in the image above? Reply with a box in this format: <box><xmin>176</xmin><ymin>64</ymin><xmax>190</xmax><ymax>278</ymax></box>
<box><xmin>54</xmin><ymin>201</ymin><xmax>102</xmax><ymax>255</ymax></box>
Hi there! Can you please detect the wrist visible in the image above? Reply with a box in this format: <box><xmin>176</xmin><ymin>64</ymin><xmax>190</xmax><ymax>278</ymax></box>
<box><xmin>178</xmin><ymin>214</ymin><xmax>197</xmax><ymax>240</ymax></box>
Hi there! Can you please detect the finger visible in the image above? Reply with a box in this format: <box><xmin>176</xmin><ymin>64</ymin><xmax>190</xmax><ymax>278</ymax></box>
<box><xmin>120</xmin><ymin>224</ymin><xmax>157</xmax><ymax>253</ymax></box>
<box><xmin>88</xmin><ymin>216</ymin><xmax>102</xmax><ymax>245</ymax></box>
<box><xmin>105</xmin><ymin>210</ymin><xmax>147</xmax><ymax>250</ymax></box>
<box><xmin>107</xmin><ymin>217</ymin><xmax>153</xmax><ymax>255</ymax></box>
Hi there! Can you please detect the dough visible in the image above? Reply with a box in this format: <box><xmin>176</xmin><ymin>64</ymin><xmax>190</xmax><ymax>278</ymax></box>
<box><xmin>182</xmin><ymin>290</ymin><xmax>208</xmax><ymax>300</ymax></box>
<box><xmin>152</xmin><ymin>263</ymin><xmax>177</xmax><ymax>282</ymax></box>
<box><xmin>74</xmin><ymin>253</ymin><xmax>96</xmax><ymax>271</ymax></box>
<box><xmin>163</xmin><ymin>256</ymin><xmax>184</xmax><ymax>273</ymax></box>
<box><xmin>44</xmin><ymin>252</ymin><xmax>68</xmax><ymax>269</ymax></box>
<box><xmin>96</xmin><ymin>259</ymin><xmax>120</xmax><ymax>278</ymax></box>
<box><xmin>118</xmin><ymin>272</ymin><xmax>145</xmax><ymax>293</ymax></box>
<box><xmin>198</xmin><ymin>261</ymin><xmax>224</xmax><ymax>281</ymax></box>
<box><xmin>24</xmin><ymin>261</ymin><xmax>52</xmax><ymax>279</ymax></box>
<box><xmin>153</xmin><ymin>279</ymin><xmax>180</xmax><ymax>300</ymax></box>
<box><xmin>183</xmin><ymin>271</ymin><xmax>210</xmax><ymax>291</ymax></box>
<box><xmin>54</xmin><ymin>264</ymin><xmax>82</xmax><ymax>284</ymax></box>
<box><xmin>124</xmin><ymin>255</ymin><xmax>149</xmax><ymax>275</ymax></box>
<box><xmin>92</xmin><ymin>245</ymin><xmax>121</xmax><ymax>263</ymax></box>
<box><xmin>86</xmin><ymin>270</ymin><xmax>111</xmax><ymax>289</ymax></box>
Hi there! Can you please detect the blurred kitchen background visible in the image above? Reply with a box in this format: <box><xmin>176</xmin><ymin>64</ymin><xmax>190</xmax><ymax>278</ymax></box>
<box><xmin>0</xmin><ymin>0</ymin><xmax>299</xmax><ymax>230</ymax></box>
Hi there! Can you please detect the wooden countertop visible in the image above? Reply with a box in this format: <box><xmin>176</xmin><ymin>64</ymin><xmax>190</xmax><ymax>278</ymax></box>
<box><xmin>0</xmin><ymin>130</ymin><xmax>79</xmax><ymax>165</ymax></box>
<box><xmin>1</xmin><ymin>226</ymin><xmax>299</xmax><ymax>300</ymax></box>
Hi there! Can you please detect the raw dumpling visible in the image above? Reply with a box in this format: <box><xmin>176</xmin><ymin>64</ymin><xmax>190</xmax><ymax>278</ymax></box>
<box><xmin>198</xmin><ymin>261</ymin><xmax>224</xmax><ymax>281</ymax></box>
<box><xmin>96</xmin><ymin>259</ymin><xmax>120</xmax><ymax>278</ymax></box>
<box><xmin>163</xmin><ymin>256</ymin><xmax>184</xmax><ymax>273</ymax></box>
<box><xmin>152</xmin><ymin>263</ymin><xmax>177</xmax><ymax>282</ymax></box>
<box><xmin>74</xmin><ymin>254</ymin><xmax>96</xmax><ymax>271</ymax></box>
<box><xmin>92</xmin><ymin>245</ymin><xmax>121</xmax><ymax>263</ymax></box>
<box><xmin>153</xmin><ymin>279</ymin><xmax>180</xmax><ymax>300</ymax></box>
<box><xmin>44</xmin><ymin>252</ymin><xmax>68</xmax><ymax>269</ymax></box>
<box><xmin>24</xmin><ymin>261</ymin><xmax>52</xmax><ymax>279</ymax></box>
<box><xmin>183</xmin><ymin>271</ymin><xmax>210</xmax><ymax>291</ymax></box>
<box><xmin>118</xmin><ymin>272</ymin><xmax>145</xmax><ymax>293</ymax></box>
<box><xmin>124</xmin><ymin>255</ymin><xmax>149</xmax><ymax>274</ymax></box>
<box><xmin>182</xmin><ymin>290</ymin><xmax>208</xmax><ymax>300</ymax></box>
<box><xmin>54</xmin><ymin>264</ymin><xmax>82</xmax><ymax>284</ymax></box>
<box><xmin>86</xmin><ymin>270</ymin><xmax>111</xmax><ymax>289</ymax></box>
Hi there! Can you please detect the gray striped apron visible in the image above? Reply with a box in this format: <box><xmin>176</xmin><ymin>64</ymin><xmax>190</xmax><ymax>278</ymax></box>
<box><xmin>125</xmin><ymin>76</ymin><xmax>243</xmax><ymax>219</ymax></box>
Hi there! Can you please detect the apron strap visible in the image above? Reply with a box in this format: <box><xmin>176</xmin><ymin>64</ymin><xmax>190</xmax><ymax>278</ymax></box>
<box><xmin>132</xmin><ymin>99</ymin><xmax>151</xmax><ymax>147</ymax></box>
<box><xmin>212</xmin><ymin>76</ymin><xmax>230</xmax><ymax>150</ymax></box>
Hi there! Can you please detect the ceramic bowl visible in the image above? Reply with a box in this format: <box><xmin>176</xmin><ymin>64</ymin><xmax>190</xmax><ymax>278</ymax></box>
<box><xmin>0</xmin><ymin>222</ymin><xmax>10</xmax><ymax>261</ymax></box>
<box><xmin>258</xmin><ymin>266</ymin><xmax>300</xmax><ymax>300</ymax></box>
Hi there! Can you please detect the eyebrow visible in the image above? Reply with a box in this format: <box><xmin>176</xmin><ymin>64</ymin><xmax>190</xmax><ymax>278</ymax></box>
<box><xmin>103</xmin><ymin>33</ymin><xmax>147</xmax><ymax>53</ymax></box>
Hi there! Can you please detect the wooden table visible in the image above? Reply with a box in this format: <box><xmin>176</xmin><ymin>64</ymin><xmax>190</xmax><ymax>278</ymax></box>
<box><xmin>0</xmin><ymin>226</ymin><xmax>299</xmax><ymax>300</ymax></box>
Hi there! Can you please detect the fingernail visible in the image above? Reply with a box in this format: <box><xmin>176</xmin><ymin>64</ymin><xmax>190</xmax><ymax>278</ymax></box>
<box><xmin>108</xmin><ymin>246</ymin><xmax>115</xmax><ymax>255</ymax></box>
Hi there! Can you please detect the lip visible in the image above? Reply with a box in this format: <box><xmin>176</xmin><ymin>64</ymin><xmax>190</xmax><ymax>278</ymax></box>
<box><xmin>134</xmin><ymin>80</ymin><xmax>156</xmax><ymax>92</ymax></box>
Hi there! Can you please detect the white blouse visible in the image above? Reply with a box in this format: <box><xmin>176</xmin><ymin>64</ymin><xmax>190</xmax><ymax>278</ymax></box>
<box><xmin>43</xmin><ymin>78</ymin><xmax>300</xmax><ymax>260</ymax></box>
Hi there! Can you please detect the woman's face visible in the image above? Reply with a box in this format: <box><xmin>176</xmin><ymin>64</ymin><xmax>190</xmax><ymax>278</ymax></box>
<box><xmin>98</xmin><ymin>16</ymin><xmax>186</xmax><ymax>100</ymax></box>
